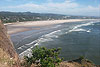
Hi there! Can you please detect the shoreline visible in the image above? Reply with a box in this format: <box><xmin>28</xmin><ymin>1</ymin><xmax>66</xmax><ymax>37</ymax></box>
<box><xmin>5</xmin><ymin>19</ymin><xmax>97</xmax><ymax>35</ymax></box>
<box><xmin>9</xmin><ymin>19</ymin><xmax>100</xmax><ymax>65</ymax></box>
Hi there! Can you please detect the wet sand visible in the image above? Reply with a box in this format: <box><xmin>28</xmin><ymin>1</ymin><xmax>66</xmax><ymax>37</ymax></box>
<box><xmin>5</xmin><ymin>19</ymin><xmax>93</xmax><ymax>35</ymax></box>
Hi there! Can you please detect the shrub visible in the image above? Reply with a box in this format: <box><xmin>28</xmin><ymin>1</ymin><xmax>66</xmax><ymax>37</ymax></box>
<box><xmin>79</xmin><ymin>56</ymin><xmax>85</xmax><ymax>60</ymax></box>
<box><xmin>24</xmin><ymin>46</ymin><xmax>63</xmax><ymax>67</ymax></box>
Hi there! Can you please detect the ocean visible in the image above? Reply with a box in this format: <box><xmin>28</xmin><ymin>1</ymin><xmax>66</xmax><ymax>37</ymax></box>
<box><xmin>11</xmin><ymin>20</ymin><xmax>100</xmax><ymax>65</ymax></box>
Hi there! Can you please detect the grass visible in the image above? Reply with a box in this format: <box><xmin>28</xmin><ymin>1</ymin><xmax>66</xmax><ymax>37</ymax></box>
<box><xmin>0</xmin><ymin>48</ymin><xmax>16</xmax><ymax>67</ymax></box>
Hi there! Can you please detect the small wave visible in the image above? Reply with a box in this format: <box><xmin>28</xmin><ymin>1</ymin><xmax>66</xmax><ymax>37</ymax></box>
<box><xmin>19</xmin><ymin>29</ymin><xmax>64</xmax><ymax>58</ymax></box>
<box><xmin>19</xmin><ymin>47</ymin><xmax>32</xmax><ymax>58</ymax></box>
<box><xmin>70</xmin><ymin>29</ymin><xmax>86</xmax><ymax>32</ymax></box>
<box><xmin>18</xmin><ymin>47</ymin><xmax>22</xmax><ymax>50</ymax></box>
<box><xmin>53</xmin><ymin>25</ymin><xmax>61</xmax><ymax>28</ymax></box>
<box><xmin>16</xmin><ymin>34</ymin><xmax>34</xmax><ymax>45</ymax></box>
<box><xmin>86</xmin><ymin>29</ymin><xmax>91</xmax><ymax>32</ymax></box>
<box><xmin>43</xmin><ymin>30</ymin><xmax>61</xmax><ymax>38</ymax></box>
<box><xmin>33</xmin><ymin>30</ymin><xmax>62</xmax><ymax>45</ymax></box>
<box><xmin>25</xmin><ymin>40</ymin><xmax>37</xmax><ymax>46</ymax></box>
<box><xmin>68</xmin><ymin>28</ymin><xmax>91</xmax><ymax>33</ymax></box>
<box><xmin>18</xmin><ymin>45</ymin><xmax>27</xmax><ymax>50</ymax></box>
<box><xmin>66</xmin><ymin>21</ymin><xmax>97</xmax><ymax>34</ymax></box>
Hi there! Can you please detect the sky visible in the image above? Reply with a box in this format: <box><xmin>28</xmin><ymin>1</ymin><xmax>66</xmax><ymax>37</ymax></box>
<box><xmin>0</xmin><ymin>0</ymin><xmax>100</xmax><ymax>16</ymax></box>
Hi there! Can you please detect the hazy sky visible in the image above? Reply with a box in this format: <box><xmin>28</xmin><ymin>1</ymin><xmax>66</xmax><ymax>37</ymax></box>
<box><xmin>0</xmin><ymin>0</ymin><xmax>100</xmax><ymax>16</ymax></box>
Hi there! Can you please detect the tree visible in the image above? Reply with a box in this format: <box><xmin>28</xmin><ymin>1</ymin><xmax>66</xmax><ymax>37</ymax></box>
<box><xmin>24</xmin><ymin>46</ymin><xmax>63</xmax><ymax>67</ymax></box>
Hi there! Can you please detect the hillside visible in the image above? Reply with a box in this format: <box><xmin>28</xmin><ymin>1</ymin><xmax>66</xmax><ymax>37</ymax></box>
<box><xmin>0</xmin><ymin>20</ymin><xmax>19</xmax><ymax>67</ymax></box>
<box><xmin>0</xmin><ymin>11</ymin><xmax>99</xmax><ymax>23</ymax></box>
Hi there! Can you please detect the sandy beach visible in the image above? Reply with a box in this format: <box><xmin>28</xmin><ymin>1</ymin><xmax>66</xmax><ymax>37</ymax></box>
<box><xmin>5</xmin><ymin>19</ymin><xmax>96</xmax><ymax>34</ymax></box>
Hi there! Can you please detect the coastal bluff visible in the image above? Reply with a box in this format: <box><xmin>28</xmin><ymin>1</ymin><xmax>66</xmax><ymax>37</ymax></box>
<box><xmin>0</xmin><ymin>20</ymin><xmax>19</xmax><ymax>67</ymax></box>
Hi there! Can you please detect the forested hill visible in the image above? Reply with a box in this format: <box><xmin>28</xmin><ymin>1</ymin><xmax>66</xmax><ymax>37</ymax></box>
<box><xmin>0</xmin><ymin>11</ymin><xmax>99</xmax><ymax>23</ymax></box>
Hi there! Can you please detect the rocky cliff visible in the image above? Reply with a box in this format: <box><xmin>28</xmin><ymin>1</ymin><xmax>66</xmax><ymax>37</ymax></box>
<box><xmin>0</xmin><ymin>20</ymin><xmax>19</xmax><ymax>67</ymax></box>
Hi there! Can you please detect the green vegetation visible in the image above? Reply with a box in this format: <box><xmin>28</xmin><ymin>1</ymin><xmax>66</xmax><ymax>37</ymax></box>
<box><xmin>23</xmin><ymin>46</ymin><xmax>63</xmax><ymax>67</ymax></box>
<box><xmin>0</xmin><ymin>12</ymin><xmax>99</xmax><ymax>23</ymax></box>
<box><xmin>20</xmin><ymin>46</ymin><xmax>96</xmax><ymax>67</ymax></box>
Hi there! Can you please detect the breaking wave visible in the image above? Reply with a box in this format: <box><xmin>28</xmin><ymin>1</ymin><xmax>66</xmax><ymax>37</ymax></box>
<box><xmin>19</xmin><ymin>20</ymin><xmax>100</xmax><ymax>58</ymax></box>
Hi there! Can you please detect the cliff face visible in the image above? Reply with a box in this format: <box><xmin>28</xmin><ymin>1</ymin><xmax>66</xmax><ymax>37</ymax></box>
<box><xmin>0</xmin><ymin>20</ymin><xmax>19</xmax><ymax>66</ymax></box>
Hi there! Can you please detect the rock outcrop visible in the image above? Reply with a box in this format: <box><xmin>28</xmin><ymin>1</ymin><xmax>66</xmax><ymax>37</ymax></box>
<box><xmin>0</xmin><ymin>20</ymin><xmax>19</xmax><ymax>66</ymax></box>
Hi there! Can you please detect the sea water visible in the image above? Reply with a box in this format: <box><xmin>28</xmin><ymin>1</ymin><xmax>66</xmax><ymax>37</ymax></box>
<box><xmin>11</xmin><ymin>20</ymin><xmax>100</xmax><ymax>65</ymax></box>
